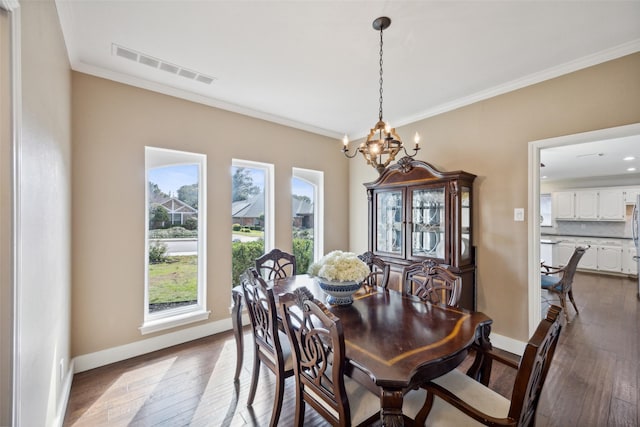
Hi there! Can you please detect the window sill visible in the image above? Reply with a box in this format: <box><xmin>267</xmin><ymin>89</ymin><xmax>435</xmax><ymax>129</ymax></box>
<box><xmin>140</xmin><ymin>309</ymin><xmax>210</xmax><ymax>335</ymax></box>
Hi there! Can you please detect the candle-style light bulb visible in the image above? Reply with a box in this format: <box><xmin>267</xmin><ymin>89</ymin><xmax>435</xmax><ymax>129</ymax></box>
<box><xmin>384</xmin><ymin>122</ymin><xmax>391</xmax><ymax>134</ymax></box>
<box><xmin>342</xmin><ymin>134</ymin><xmax>349</xmax><ymax>147</ymax></box>
<box><xmin>414</xmin><ymin>132</ymin><xmax>421</xmax><ymax>148</ymax></box>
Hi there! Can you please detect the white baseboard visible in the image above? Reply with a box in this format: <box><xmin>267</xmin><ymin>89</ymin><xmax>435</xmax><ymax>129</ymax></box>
<box><xmin>53</xmin><ymin>359</ymin><xmax>75</xmax><ymax>427</ymax></box>
<box><xmin>490</xmin><ymin>333</ymin><xmax>527</xmax><ymax>356</ymax></box>
<box><xmin>73</xmin><ymin>313</ymin><xmax>249</xmax><ymax>373</ymax></box>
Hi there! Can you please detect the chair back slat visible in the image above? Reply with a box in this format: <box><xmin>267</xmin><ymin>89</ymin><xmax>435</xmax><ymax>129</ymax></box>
<box><xmin>558</xmin><ymin>246</ymin><xmax>587</xmax><ymax>292</ymax></box>
<box><xmin>358</xmin><ymin>251</ymin><xmax>391</xmax><ymax>290</ymax></box>
<box><xmin>240</xmin><ymin>268</ymin><xmax>284</xmax><ymax>369</ymax></box>
<box><xmin>256</xmin><ymin>248</ymin><xmax>297</xmax><ymax>280</ymax></box>
<box><xmin>281</xmin><ymin>287</ymin><xmax>350</xmax><ymax>425</ymax></box>
<box><xmin>401</xmin><ymin>260</ymin><xmax>462</xmax><ymax>307</ymax></box>
<box><xmin>509</xmin><ymin>305</ymin><xmax>563</xmax><ymax>426</ymax></box>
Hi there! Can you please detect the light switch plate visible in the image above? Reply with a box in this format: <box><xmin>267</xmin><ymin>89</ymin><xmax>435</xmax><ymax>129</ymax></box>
<box><xmin>514</xmin><ymin>208</ymin><xmax>525</xmax><ymax>221</ymax></box>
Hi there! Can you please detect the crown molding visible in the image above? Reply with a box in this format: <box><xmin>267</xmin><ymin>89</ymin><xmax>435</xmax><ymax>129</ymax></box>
<box><xmin>72</xmin><ymin>61</ymin><xmax>343</xmax><ymax>140</ymax></box>
<box><xmin>393</xmin><ymin>39</ymin><xmax>640</xmax><ymax>132</ymax></box>
<box><xmin>71</xmin><ymin>37</ymin><xmax>639</xmax><ymax>142</ymax></box>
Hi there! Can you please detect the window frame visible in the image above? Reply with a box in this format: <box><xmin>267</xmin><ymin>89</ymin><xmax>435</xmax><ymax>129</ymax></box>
<box><xmin>141</xmin><ymin>147</ymin><xmax>209</xmax><ymax>335</ymax></box>
<box><xmin>232</xmin><ymin>159</ymin><xmax>275</xmax><ymax>254</ymax></box>
<box><xmin>292</xmin><ymin>167</ymin><xmax>324</xmax><ymax>262</ymax></box>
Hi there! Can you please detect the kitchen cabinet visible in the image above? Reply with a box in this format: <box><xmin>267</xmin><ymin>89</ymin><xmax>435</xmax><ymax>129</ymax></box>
<box><xmin>623</xmin><ymin>246</ymin><xmax>637</xmax><ymax>275</ymax></box>
<box><xmin>597</xmin><ymin>190</ymin><xmax>625</xmax><ymax>220</ymax></box>
<box><xmin>554</xmin><ymin>192</ymin><xmax>575</xmax><ymax>219</ymax></box>
<box><xmin>575</xmin><ymin>191</ymin><xmax>598</xmax><ymax>219</ymax></box>
<box><xmin>553</xmin><ymin>188</ymin><xmax>625</xmax><ymax>221</ymax></box>
<box><xmin>624</xmin><ymin>188</ymin><xmax>640</xmax><ymax>204</ymax></box>
<box><xmin>556</xmin><ymin>241</ymin><xmax>576</xmax><ymax>267</ymax></box>
<box><xmin>554</xmin><ymin>236</ymin><xmax>626</xmax><ymax>274</ymax></box>
<box><xmin>597</xmin><ymin>245</ymin><xmax>623</xmax><ymax>272</ymax></box>
<box><xmin>574</xmin><ymin>240</ymin><xmax>597</xmax><ymax>269</ymax></box>
<box><xmin>366</xmin><ymin>158</ymin><xmax>476</xmax><ymax>310</ymax></box>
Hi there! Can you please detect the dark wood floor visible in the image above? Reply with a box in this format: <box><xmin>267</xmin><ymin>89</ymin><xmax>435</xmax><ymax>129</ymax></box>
<box><xmin>63</xmin><ymin>272</ymin><xmax>639</xmax><ymax>426</ymax></box>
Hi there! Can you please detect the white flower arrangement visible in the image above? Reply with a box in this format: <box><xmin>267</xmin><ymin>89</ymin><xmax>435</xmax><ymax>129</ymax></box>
<box><xmin>308</xmin><ymin>250</ymin><xmax>370</xmax><ymax>283</ymax></box>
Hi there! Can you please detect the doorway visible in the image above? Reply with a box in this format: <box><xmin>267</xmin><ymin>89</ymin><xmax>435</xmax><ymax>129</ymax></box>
<box><xmin>527</xmin><ymin>123</ymin><xmax>640</xmax><ymax>336</ymax></box>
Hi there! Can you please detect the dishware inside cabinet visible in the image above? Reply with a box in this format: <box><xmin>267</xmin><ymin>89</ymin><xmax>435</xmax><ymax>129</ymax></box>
<box><xmin>411</xmin><ymin>187</ymin><xmax>445</xmax><ymax>258</ymax></box>
<box><xmin>375</xmin><ymin>190</ymin><xmax>403</xmax><ymax>255</ymax></box>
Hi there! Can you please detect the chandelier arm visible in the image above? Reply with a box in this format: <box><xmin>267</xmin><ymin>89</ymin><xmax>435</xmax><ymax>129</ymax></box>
<box><xmin>402</xmin><ymin>145</ymin><xmax>421</xmax><ymax>158</ymax></box>
<box><xmin>342</xmin><ymin>146</ymin><xmax>360</xmax><ymax>159</ymax></box>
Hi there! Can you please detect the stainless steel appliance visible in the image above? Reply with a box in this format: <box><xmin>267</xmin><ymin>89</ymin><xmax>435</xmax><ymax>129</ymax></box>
<box><xmin>633</xmin><ymin>195</ymin><xmax>640</xmax><ymax>299</ymax></box>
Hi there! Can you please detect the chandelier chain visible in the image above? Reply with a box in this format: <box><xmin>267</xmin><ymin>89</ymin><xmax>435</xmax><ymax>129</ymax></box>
<box><xmin>341</xmin><ymin>16</ymin><xmax>421</xmax><ymax>175</ymax></box>
<box><xmin>378</xmin><ymin>27</ymin><xmax>384</xmax><ymax>122</ymax></box>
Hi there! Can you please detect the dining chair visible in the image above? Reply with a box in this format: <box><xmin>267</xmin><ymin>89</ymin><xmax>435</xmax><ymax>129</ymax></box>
<box><xmin>281</xmin><ymin>287</ymin><xmax>428</xmax><ymax>426</ymax></box>
<box><xmin>240</xmin><ymin>267</ymin><xmax>294</xmax><ymax>427</ymax></box>
<box><xmin>255</xmin><ymin>248</ymin><xmax>297</xmax><ymax>280</ymax></box>
<box><xmin>401</xmin><ymin>260</ymin><xmax>462</xmax><ymax>307</ymax></box>
<box><xmin>358</xmin><ymin>251</ymin><xmax>391</xmax><ymax>290</ymax></box>
<box><xmin>414</xmin><ymin>305</ymin><xmax>563</xmax><ymax>427</ymax></box>
<box><xmin>541</xmin><ymin>246</ymin><xmax>588</xmax><ymax>323</ymax></box>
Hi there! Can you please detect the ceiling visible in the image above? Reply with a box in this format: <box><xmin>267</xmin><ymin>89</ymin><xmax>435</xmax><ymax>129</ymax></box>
<box><xmin>541</xmin><ymin>134</ymin><xmax>640</xmax><ymax>182</ymax></box>
<box><xmin>55</xmin><ymin>1</ymin><xmax>640</xmax><ymax>137</ymax></box>
<box><xmin>55</xmin><ymin>1</ymin><xmax>640</xmax><ymax>179</ymax></box>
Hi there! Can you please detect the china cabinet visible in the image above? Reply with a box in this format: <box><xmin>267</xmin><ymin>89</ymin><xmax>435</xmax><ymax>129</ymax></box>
<box><xmin>365</xmin><ymin>157</ymin><xmax>477</xmax><ymax>310</ymax></box>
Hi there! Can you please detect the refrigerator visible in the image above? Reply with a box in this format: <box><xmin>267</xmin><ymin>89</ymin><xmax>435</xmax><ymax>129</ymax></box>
<box><xmin>633</xmin><ymin>194</ymin><xmax>640</xmax><ymax>299</ymax></box>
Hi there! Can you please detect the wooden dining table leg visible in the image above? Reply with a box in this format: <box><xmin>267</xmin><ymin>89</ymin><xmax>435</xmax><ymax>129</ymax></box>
<box><xmin>466</xmin><ymin>322</ymin><xmax>493</xmax><ymax>386</ymax></box>
<box><xmin>380</xmin><ymin>388</ymin><xmax>405</xmax><ymax>426</ymax></box>
<box><xmin>231</xmin><ymin>287</ymin><xmax>244</xmax><ymax>382</ymax></box>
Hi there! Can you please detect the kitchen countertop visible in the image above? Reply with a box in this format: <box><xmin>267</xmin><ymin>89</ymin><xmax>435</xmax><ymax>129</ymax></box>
<box><xmin>541</xmin><ymin>233</ymin><xmax>632</xmax><ymax>240</ymax></box>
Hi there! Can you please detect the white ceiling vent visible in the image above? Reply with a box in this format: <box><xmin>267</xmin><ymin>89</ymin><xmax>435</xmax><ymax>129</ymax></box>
<box><xmin>111</xmin><ymin>43</ymin><xmax>216</xmax><ymax>85</ymax></box>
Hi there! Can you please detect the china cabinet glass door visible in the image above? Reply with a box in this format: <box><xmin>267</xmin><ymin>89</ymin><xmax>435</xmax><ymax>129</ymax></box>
<box><xmin>410</xmin><ymin>187</ymin><xmax>445</xmax><ymax>260</ymax></box>
<box><xmin>376</xmin><ymin>190</ymin><xmax>403</xmax><ymax>255</ymax></box>
<box><xmin>461</xmin><ymin>187</ymin><xmax>471</xmax><ymax>262</ymax></box>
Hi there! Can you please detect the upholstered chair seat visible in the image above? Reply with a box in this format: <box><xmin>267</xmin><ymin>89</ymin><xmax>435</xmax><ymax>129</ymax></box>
<box><xmin>421</xmin><ymin>369</ymin><xmax>510</xmax><ymax>426</ymax></box>
<box><xmin>415</xmin><ymin>306</ymin><xmax>563</xmax><ymax>427</ymax></box>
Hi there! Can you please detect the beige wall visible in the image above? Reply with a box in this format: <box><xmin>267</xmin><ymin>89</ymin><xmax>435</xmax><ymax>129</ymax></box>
<box><xmin>350</xmin><ymin>52</ymin><xmax>640</xmax><ymax>342</ymax></box>
<box><xmin>71</xmin><ymin>73</ymin><xmax>349</xmax><ymax>356</ymax></box>
<box><xmin>18</xmin><ymin>0</ymin><xmax>73</xmax><ymax>425</ymax></box>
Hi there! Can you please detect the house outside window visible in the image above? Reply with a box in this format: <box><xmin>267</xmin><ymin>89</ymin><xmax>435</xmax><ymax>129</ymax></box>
<box><xmin>292</xmin><ymin>167</ymin><xmax>323</xmax><ymax>273</ymax></box>
<box><xmin>142</xmin><ymin>147</ymin><xmax>208</xmax><ymax>334</ymax></box>
<box><xmin>231</xmin><ymin>159</ymin><xmax>274</xmax><ymax>287</ymax></box>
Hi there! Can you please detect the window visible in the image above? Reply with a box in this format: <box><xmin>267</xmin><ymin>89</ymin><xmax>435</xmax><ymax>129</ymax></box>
<box><xmin>231</xmin><ymin>159</ymin><xmax>274</xmax><ymax>287</ymax></box>
<box><xmin>540</xmin><ymin>193</ymin><xmax>553</xmax><ymax>227</ymax></box>
<box><xmin>142</xmin><ymin>147</ymin><xmax>208</xmax><ymax>334</ymax></box>
<box><xmin>292</xmin><ymin>168</ymin><xmax>323</xmax><ymax>272</ymax></box>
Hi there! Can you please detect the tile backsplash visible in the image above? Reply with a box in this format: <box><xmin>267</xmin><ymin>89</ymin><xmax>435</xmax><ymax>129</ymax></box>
<box><xmin>544</xmin><ymin>205</ymin><xmax>635</xmax><ymax>238</ymax></box>
<box><xmin>554</xmin><ymin>221</ymin><xmax>628</xmax><ymax>238</ymax></box>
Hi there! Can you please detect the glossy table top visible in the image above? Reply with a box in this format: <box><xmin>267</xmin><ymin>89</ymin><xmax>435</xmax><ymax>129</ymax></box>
<box><xmin>271</xmin><ymin>274</ymin><xmax>492</xmax><ymax>389</ymax></box>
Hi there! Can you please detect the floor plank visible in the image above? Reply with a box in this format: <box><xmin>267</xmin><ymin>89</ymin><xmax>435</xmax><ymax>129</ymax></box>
<box><xmin>63</xmin><ymin>272</ymin><xmax>639</xmax><ymax>426</ymax></box>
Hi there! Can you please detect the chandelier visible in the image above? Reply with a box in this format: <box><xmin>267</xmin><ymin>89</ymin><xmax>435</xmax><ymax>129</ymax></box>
<box><xmin>342</xmin><ymin>16</ymin><xmax>420</xmax><ymax>175</ymax></box>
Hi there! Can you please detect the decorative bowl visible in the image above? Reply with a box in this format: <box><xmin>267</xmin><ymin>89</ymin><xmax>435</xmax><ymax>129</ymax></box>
<box><xmin>316</xmin><ymin>279</ymin><xmax>362</xmax><ymax>305</ymax></box>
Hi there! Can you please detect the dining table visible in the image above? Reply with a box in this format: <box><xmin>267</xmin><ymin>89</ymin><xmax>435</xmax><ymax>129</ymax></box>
<box><xmin>231</xmin><ymin>274</ymin><xmax>493</xmax><ymax>426</ymax></box>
